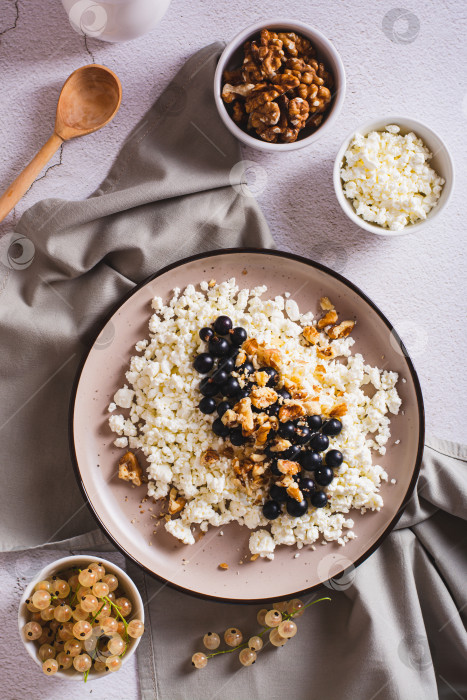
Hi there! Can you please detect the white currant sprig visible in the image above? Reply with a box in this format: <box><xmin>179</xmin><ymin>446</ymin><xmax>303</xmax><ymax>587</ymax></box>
<box><xmin>192</xmin><ymin>596</ymin><xmax>331</xmax><ymax>668</ymax></box>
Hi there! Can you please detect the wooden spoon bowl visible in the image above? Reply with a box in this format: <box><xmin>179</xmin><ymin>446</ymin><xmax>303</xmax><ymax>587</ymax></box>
<box><xmin>56</xmin><ymin>65</ymin><xmax>122</xmax><ymax>139</ymax></box>
<box><xmin>0</xmin><ymin>64</ymin><xmax>122</xmax><ymax>223</ymax></box>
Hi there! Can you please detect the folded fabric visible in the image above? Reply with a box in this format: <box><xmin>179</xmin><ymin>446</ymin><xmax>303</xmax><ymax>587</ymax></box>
<box><xmin>0</xmin><ymin>42</ymin><xmax>272</xmax><ymax>550</ymax></box>
<box><xmin>134</xmin><ymin>437</ymin><xmax>467</xmax><ymax>700</ymax></box>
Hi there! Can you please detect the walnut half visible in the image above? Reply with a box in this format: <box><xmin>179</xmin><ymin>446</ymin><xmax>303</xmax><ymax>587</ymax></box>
<box><xmin>118</xmin><ymin>451</ymin><xmax>143</xmax><ymax>487</ymax></box>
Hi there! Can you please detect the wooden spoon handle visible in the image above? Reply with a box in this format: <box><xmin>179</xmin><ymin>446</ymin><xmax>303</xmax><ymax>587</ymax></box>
<box><xmin>0</xmin><ymin>132</ymin><xmax>64</xmax><ymax>223</ymax></box>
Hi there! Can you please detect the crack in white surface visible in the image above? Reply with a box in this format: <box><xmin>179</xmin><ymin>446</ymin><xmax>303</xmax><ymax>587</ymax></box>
<box><xmin>0</xmin><ymin>0</ymin><xmax>19</xmax><ymax>39</ymax></box>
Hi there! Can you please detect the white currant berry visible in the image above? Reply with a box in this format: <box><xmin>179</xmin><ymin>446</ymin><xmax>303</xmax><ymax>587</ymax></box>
<box><xmin>94</xmin><ymin>660</ymin><xmax>108</xmax><ymax>672</ymax></box>
<box><xmin>100</xmin><ymin>617</ymin><xmax>119</xmax><ymax>635</ymax></box>
<box><xmin>35</xmin><ymin>580</ymin><xmax>52</xmax><ymax>593</ymax></box>
<box><xmin>102</xmin><ymin>574</ymin><xmax>118</xmax><ymax>592</ymax></box>
<box><xmin>107</xmin><ymin>635</ymin><xmax>126</xmax><ymax>655</ymax></box>
<box><xmin>191</xmin><ymin>652</ymin><xmax>207</xmax><ymax>669</ymax></box>
<box><xmin>203</xmin><ymin>631</ymin><xmax>220</xmax><ymax>650</ymax></box>
<box><xmin>89</xmin><ymin>562</ymin><xmax>106</xmax><ymax>579</ymax></box>
<box><xmin>239</xmin><ymin>648</ymin><xmax>256</xmax><ymax>666</ymax></box>
<box><xmin>106</xmin><ymin>655</ymin><xmax>122</xmax><ymax>672</ymax></box>
<box><xmin>40</xmin><ymin>605</ymin><xmax>56</xmax><ymax>622</ymax></box>
<box><xmin>115</xmin><ymin>597</ymin><xmax>132</xmax><ymax>617</ymax></box>
<box><xmin>58</xmin><ymin>621</ymin><xmax>75</xmax><ymax>641</ymax></box>
<box><xmin>54</xmin><ymin>604</ymin><xmax>72</xmax><ymax>623</ymax></box>
<box><xmin>92</xmin><ymin>581</ymin><xmax>109</xmax><ymax>598</ymax></box>
<box><xmin>286</xmin><ymin>598</ymin><xmax>304</xmax><ymax>617</ymax></box>
<box><xmin>64</xmin><ymin>639</ymin><xmax>82</xmax><ymax>657</ymax></box>
<box><xmin>23</xmin><ymin>621</ymin><xmax>42</xmax><ymax>640</ymax></box>
<box><xmin>96</xmin><ymin>602</ymin><xmax>112</xmax><ymax>620</ymax></box>
<box><xmin>38</xmin><ymin>643</ymin><xmax>55</xmax><ymax>662</ymax></box>
<box><xmin>68</xmin><ymin>574</ymin><xmax>80</xmax><ymax>591</ymax></box>
<box><xmin>80</xmin><ymin>595</ymin><xmax>99</xmax><ymax>613</ymax></box>
<box><xmin>32</xmin><ymin>590</ymin><xmax>51</xmax><ymax>610</ymax></box>
<box><xmin>256</xmin><ymin>609</ymin><xmax>268</xmax><ymax>626</ymax></box>
<box><xmin>248</xmin><ymin>636</ymin><xmax>263</xmax><ymax>651</ymax></box>
<box><xmin>71</xmin><ymin>604</ymin><xmax>90</xmax><ymax>621</ymax></box>
<box><xmin>264</xmin><ymin>609</ymin><xmax>282</xmax><ymax>627</ymax></box>
<box><xmin>42</xmin><ymin>658</ymin><xmax>59</xmax><ymax>675</ymax></box>
<box><xmin>78</xmin><ymin>568</ymin><xmax>98</xmax><ymax>588</ymax></box>
<box><xmin>73</xmin><ymin>653</ymin><xmax>92</xmax><ymax>673</ymax></box>
<box><xmin>56</xmin><ymin>652</ymin><xmax>73</xmax><ymax>670</ymax></box>
<box><xmin>224</xmin><ymin>628</ymin><xmax>243</xmax><ymax>647</ymax></box>
<box><xmin>278</xmin><ymin>620</ymin><xmax>297</xmax><ymax>639</ymax></box>
<box><xmin>37</xmin><ymin>626</ymin><xmax>55</xmax><ymax>645</ymax></box>
<box><xmin>269</xmin><ymin>628</ymin><xmax>288</xmax><ymax>647</ymax></box>
<box><xmin>72</xmin><ymin>620</ymin><xmax>93</xmax><ymax>640</ymax></box>
<box><xmin>272</xmin><ymin>601</ymin><xmax>288</xmax><ymax>613</ymax></box>
<box><xmin>127</xmin><ymin>619</ymin><xmax>145</xmax><ymax>639</ymax></box>
<box><xmin>52</xmin><ymin>579</ymin><xmax>70</xmax><ymax>599</ymax></box>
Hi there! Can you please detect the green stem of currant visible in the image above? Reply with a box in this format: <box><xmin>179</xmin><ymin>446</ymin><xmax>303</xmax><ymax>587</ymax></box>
<box><xmin>83</xmin><ymin>669</ymin><xmax>89</xmax><ymax>683</ymax></box>
<box><xmin>91</xmin><ymin>602</ymin><xmax>106</xmax><ymax>623</ymax></box>
<box><xmin>205</xmin><ymin>597</ymin><xmax>331</xmax><ymax>659</ymax></box>
<box><xmin>103</xmin><ymin>596</ymin><xmax>129</xmax><ymax>651</ymax></box>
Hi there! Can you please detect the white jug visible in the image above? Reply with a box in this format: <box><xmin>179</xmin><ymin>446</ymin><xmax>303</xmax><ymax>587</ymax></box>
<box><xmin>61</xmin><ymin>0</ymin><xmax>172</xmax><ymax>43</ymax></box>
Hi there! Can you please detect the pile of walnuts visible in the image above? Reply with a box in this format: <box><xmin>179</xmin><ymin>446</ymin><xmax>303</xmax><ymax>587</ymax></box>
<box><xmin>221</xmin><ymin>29</ymin><xmax>334</xmax><ymax>144</ymax></box>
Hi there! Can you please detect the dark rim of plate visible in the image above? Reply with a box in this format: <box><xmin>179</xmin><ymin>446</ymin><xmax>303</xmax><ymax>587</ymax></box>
<box><xmin>69</xmin><ymin>248</ymin><xmax>425</xmax><ymax>605</ymax></box>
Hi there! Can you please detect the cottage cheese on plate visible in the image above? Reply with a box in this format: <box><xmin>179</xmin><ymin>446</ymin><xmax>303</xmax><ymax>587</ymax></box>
<box><xmin>108</xmin><ymin>280</ymin><xmax>401</xmax><ymax>559</ymax></box>
<box><xmin>340</xmin><ymin>125</ymin><xmax>444</xmax><ymax>231</ymax></box>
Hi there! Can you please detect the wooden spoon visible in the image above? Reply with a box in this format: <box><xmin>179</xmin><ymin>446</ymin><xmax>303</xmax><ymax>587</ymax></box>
<box><xmin>0</xmin><ymin>64</ymin><xmax>122</xmax><ymax>223</ymax></box>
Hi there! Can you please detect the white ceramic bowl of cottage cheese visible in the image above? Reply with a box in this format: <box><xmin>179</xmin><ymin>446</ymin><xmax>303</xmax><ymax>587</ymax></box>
<box><xmin>333</xmin><ymin>116</ymin><xmax>454</xmax><ymax>236</ymax></box>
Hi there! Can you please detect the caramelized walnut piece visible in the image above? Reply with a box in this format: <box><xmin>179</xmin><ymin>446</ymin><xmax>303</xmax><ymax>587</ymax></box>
<box><xmin>222</xmin><ymin>83</ymin><xmax>256</xmax><ymax>103</ymax></box>
<box><xmin>232</xmin><ymin>101</ymin><xmax>246</xmax><ymax>124</ymax></box>
<box><xmin>235</xmin><ymin>397</ymin><xmax>255</xmax><ymax>433</ymax></box>
<box><xmin>286</xmin><ymin>483</ymin><xmax>303</xmax><ymax>502</ymax></box>
<box><xmin>257</xmin><ymin>347</ymin><xmax>282</xmax><ymax>370</ymax></box>
<box><xmin>316</xmin><ymin>346</ymin><xmax>335</xmax><ymax>360</ymax></box>
<box><xmin>118</xmin><ymin>451</ymin><xmax>143</xmax><ymax>487</ymax></box>
<box><xmin>201</xmin><ymin>449</ymin><xmax>219</xmax><ymax>466</ymax></box>
<box><xmin>320</xmin><ymin>296</ymin><xmax>334</xmax><ymax>311</ymax></box>
<box><xmin>249</xmin><ymin>101</ymin><xmax>281</xmax><ymax>130</ymax></box>
<box><xmin>242</xmin><ymin>338</ymin><xmax>259</xmax><ymax>355</ymax></box>
<box><xmin>255</xmin><ymin>423</ymin><xmax>273</xmax><ymax>446</ymax></box>
<box><xmin>317</xmin><ymin>310</ymin><xmax>338</xmax><ymax>328</ymax></box>
<box><xmin>302</xmin><ymin>325</ymin><xmax>320</xmax><ymax>345</ymax></box>
<box><xmin>254</xmin><ymin>370</ymin><xmax>270</xmax><ymax>387</ymax></box>
<box><xmin>327</xmin><ymin>320</ymin><xmax>356</xmax><ymax>339</ymax></box>
<box><xmin>272</xmin><ymin>73</ymin><xmax>300</xmax><ymax>90</ymax></box>
<box><xmin>168</xmin><ymin>487</ymin><xmax>186</xmax><ymax>515</ymax></box>
<box><xmin>270</xmin><ymin>437</ymin><xmax>292</xmax><ymax>453</ymax></box>
<box><xmin>288</xmin><ymin>97</ymin><xmax>309</xmax><ymax>128</ymax></box>
<box><xmin>277</xmin><ymin>459</ymin><xmax>300</xmax><ymax>476</ymax></box>
<box><xmin>330</xmin><ymin>402</ymin><xmax>348</xmax><ymax>417</ymax></box>
<box><xmin>278</xmin><ymin>399</ymin><xmax>306</xmax><ymax>422</ymax></box>
<box><xmin>250</xmin><ymin>386</ymin><xmax>278</xmax><ymax>409</ymax></box>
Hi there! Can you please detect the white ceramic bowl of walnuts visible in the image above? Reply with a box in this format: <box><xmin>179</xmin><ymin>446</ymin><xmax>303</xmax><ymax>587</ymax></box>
<box><xmin>214</xmin><ymin>19</ymin><xmax>346</xmax><ymax>151</ymax></box>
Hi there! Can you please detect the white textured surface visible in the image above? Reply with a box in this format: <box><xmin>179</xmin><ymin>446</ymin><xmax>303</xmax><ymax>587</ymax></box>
<box><xmin>0</xmin><ymin>3</ymin><xmax>465</xmax><ymax>696</ymax></box>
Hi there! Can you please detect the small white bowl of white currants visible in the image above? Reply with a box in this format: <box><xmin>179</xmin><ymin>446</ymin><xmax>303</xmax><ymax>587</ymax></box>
<box><xmin>18</xmin><ymin>555</ymin><xmax>145</xmax><ymax>681</ymax></box>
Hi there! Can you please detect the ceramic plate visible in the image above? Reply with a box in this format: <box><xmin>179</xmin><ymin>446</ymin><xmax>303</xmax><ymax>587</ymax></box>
<box><xmin>70</xmin><ymin>249</ymin><xmax>424</xmax><ymax>602</ymax></box>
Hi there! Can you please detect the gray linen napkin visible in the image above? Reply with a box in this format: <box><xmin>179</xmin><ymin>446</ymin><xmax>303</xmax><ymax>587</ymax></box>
<box><xmin>133</xmin><ymin>437</ymin><xmax>467</xmax><ymax>700</ymax></box>
<box><xmin>0</xmin><ymin>42</ymin><xmax>272</xmax><ymax>551</ymax></box>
